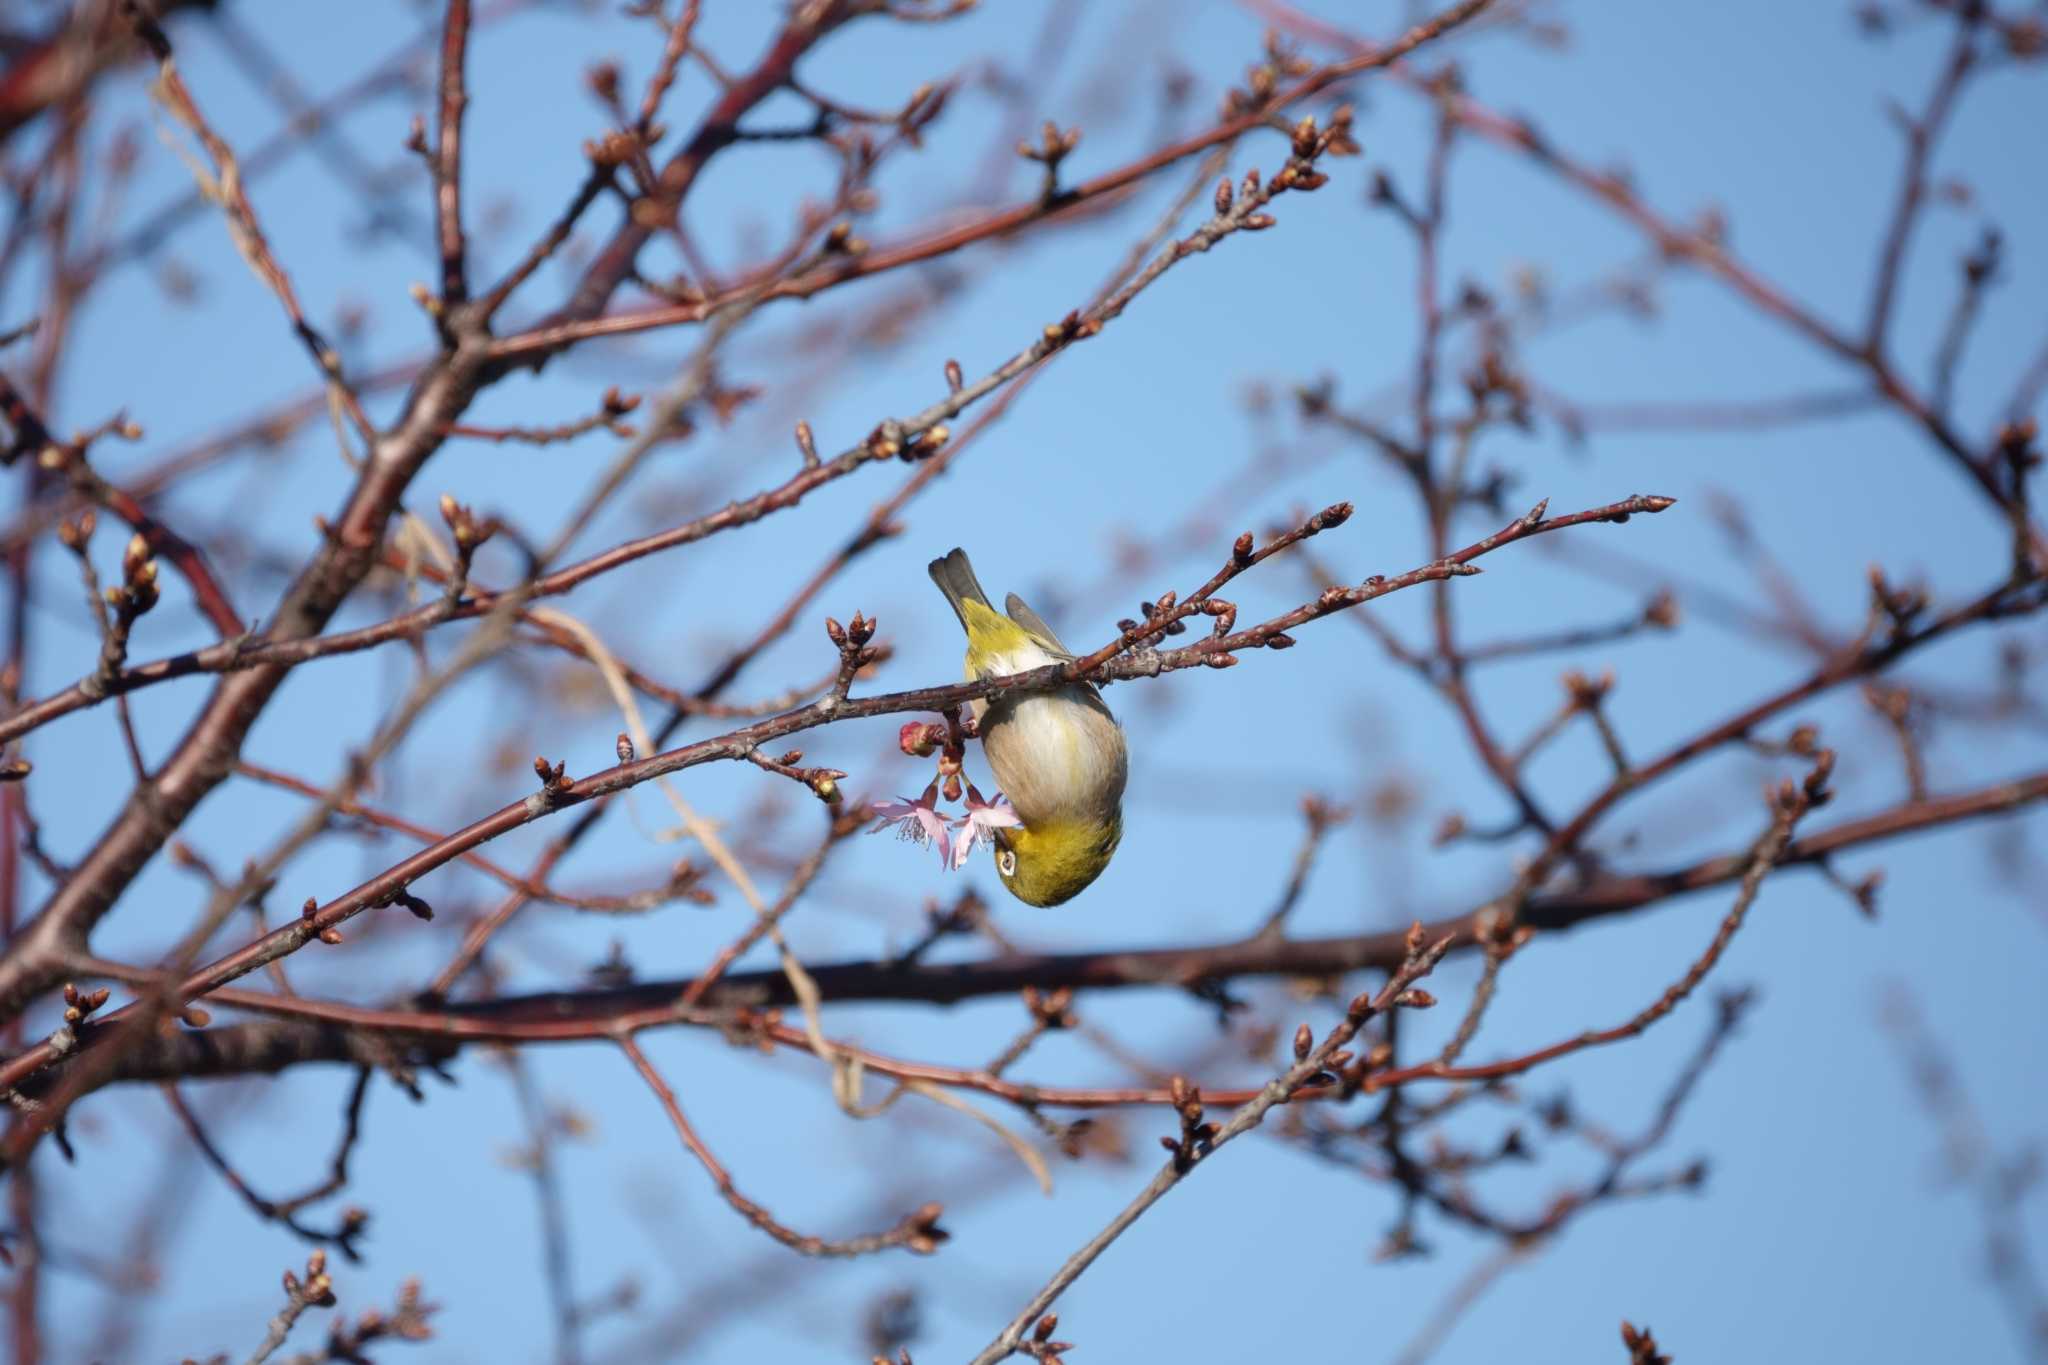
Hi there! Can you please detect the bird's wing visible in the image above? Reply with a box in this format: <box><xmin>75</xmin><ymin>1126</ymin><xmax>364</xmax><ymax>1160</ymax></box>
<box><xmin>1005</xmin><ymin>591</ymin><xmax>1073</xmax><ymax>658</ymax></box>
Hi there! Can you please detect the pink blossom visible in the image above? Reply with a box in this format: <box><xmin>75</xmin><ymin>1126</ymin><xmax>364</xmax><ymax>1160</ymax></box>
<box><xmin>950</xmin><ymin>784</ymin><xmax>1022</xmax><ymax>870</ymax></box>
<box><xmin>868</xmin><ymin>783</ymin><xmax>952</xmax><ymax>869</ymax></box>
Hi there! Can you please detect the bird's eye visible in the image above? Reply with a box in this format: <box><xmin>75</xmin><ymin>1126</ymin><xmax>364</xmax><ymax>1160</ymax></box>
<box><xmin>996</xmin><ymin>848</ymin><xmax>1017</xmax><ymax>877</ymax></box>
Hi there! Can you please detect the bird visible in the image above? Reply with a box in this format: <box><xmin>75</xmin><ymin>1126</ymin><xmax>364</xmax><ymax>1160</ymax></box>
<box><xmin>928</xmin><ymin>547</ymin><xmax>1128</xmax><ymax>905</ymax></box>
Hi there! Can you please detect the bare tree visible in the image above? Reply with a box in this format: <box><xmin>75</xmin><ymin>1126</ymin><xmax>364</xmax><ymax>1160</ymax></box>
<box><xmin>0</xmin><ymin>1</ymin><xmax>2041</xmax><ymax>1361</ymax></box>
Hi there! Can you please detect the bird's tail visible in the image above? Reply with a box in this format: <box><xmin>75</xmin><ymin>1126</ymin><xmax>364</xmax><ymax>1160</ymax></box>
<box><xmin>928</xmin><ymin>548</ymin><xmax>993</xmax><ymax>633</ymax></box>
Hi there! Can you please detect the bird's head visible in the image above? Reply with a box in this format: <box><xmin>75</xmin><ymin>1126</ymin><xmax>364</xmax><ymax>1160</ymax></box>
<box><xmin>993</xmin><ymin>816</ymin><xmax>1121</xmax><ymax>907</ymax></box>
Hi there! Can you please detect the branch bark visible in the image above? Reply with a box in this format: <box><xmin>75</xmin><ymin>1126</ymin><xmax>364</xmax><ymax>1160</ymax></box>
<box><xmin>60</xmin><ymin>766</ymin><xmax>2048</xmax><ymax>1092</ymax></box>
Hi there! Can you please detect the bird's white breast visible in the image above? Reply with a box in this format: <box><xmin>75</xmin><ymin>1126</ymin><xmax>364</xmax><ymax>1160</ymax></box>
<box><xmin>970</xmin><ymin>639</ymin><xmax>1127</xmax><ymax>825</ymax></box>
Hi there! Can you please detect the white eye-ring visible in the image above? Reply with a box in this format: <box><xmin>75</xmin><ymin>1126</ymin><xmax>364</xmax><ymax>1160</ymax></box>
<box><xmin>996</xmin><ymin>848</ymin><xmax>1018</xmax><ymax>877</ymax></box>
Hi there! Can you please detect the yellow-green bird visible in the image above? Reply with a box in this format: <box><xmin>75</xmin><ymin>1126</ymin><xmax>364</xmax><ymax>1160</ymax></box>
<box><xmin>929</xmin><ymin>548</ymin><xmax>1128</xmax><ymax>906</ymax></box>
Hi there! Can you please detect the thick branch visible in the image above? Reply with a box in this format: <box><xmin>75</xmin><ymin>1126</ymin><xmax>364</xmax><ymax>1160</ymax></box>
<box><xmin>0</xmin><ymin>2</ymin><xmax>865</xmax><ymax>1025</ymax></box>
<box><xmin>66</xmin><ymin>767</ymin><xmax>2048</xmax><ymax>1091</ymax></box>
<box><xmin>0</xmin><ymin>494</ymin><xmax>1664</xmax><ymax>1100</ymax></box>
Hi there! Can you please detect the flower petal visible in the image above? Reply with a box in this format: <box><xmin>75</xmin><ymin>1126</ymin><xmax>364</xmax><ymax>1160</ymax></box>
<box><xmin>867</xmin><ymin>798</ymin><xmax>920</xmax><ymax>834</ymax></box>
<box><xmin>974</xmin><ymin>795</ymin><xmax>1022</xmax><ymax>829</ymax></box>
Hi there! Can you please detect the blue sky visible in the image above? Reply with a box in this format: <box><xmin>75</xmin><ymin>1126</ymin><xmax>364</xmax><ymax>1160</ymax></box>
<box><xmin>8</xmin><ymin>1</ymin><xmax>2046</xmax><ymax>1361</ymax></box>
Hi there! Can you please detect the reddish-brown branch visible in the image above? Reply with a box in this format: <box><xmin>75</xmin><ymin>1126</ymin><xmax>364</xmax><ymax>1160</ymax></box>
<box><xmin>967</xmin><ymin>933</ymin><xmax>1452</xmax><ymax>1365</ymax></box>
<box><xmin>205</xmin><ymin>14</ymin><xmax>430</xmax><ymax>250</ymax></box>
<box><xmin>161</xmin><ymin>1069</ymin><xmax>372</xmax><ymax>1255</ymax></box>
<box><xmin>485</xmin><ymin>0</ymin><xmax>1499</xmax><ymax>364</ymax></box>
<box><xmin>5</xmin><ymin>1157</ymin><xmax>36</xmax><ymax>1364</ymax></box>
<box><xmin>1507</xmin><ymin>578</ymin><xmax>2045</xmax><ymax>901</ymax></box>
<box><xmin>42</xmin><ymin>762</ymin><xmax>2048</xmax><ymax>1112</ymax></box>
<box><xmin>0</xmin><ymin>147</ymin><xmax>1343</xmax><ymax>751</ymax></box>
<box><xmin>233</xmin><ymin>761</ymin><xmax>709</xmax><ymax>915</ymax></box>
<box><xmin>1460</xmin><ymin>597</ymin><xmax>1676</xmax><ymax>665</ymax></box>
<box><xmin>0</xmin><ymin>0</ymin><xmax>883</xmax><ymax>1030</ymax></box>
<box><xmin>618</xmin><ymin>1034</ymin><xmax>946</xmax><ymax>1258</ymax></box>
<box><xmin>516</xmin><ymin>0</ymin><xmax>863</xmax><ymax>362</ymax></box>
<box><xmin>0</xmin><ymin>369</ymin><xmax>243</xmax><ymax>636</ymax></box>
<box><xmin>0</xmin><ymin>0</ymin><xmax>216</xmax><ymax>144</ymax></box>
<box><xmin>0</xmin><ymin>358</ymin><xmax>428</xmax><ymax>565</ymax></box>
<box><xmin>0</xmin><ymin>423</ymin><xmax>901</xmax><ymax>749</ymax></box>
<box><xmin>1254</xmin><ymin>0</ymin><xmax>2046</xmax><ymax>565</ymax></box>
<box><xmin>637</xmin><ymin>0</ymin><xmax>704</xmax><ymax>134</ymax></box>
<box><xmin>112</xmin><ymin>16</ymin><xmax>436</xmax><ymax>274</ymax></box>
<box><xmin>1864</xmin><ymin>9</ymin><xmax>1982</xmax><ymax>355</ymax></box>
<box><xmin>433</xmin><ymin>0</ymin><xmax>474</xmax><ymax>309</ymax></box>
<box><xmin>1366</xmin><ymin>779</ymin><xmax>1814</xmax><ymax>1092</ymax></box>
<box><xmin>2</xmin><ymin>7</ymin><xmax>2039</xmax><ymax>1341</ymax></box>
<box><xmin>675</xmin><ymin>823</ymin><xmax>842</xmax><ymax>1009</ymax></box>
<box><xmin>1250</xmin><ymin>798</ymin><xmax>1345</xmax><ymax>940</ymax></box>
<box><xmin>121</xmin><ymin>3</ymin><xmax>376</xmax><ymax>445</ymax></box>
<box><xmin>442</xmin><ymin>386</ymin><xmax>638</xmax><ymax>445</ymax></box>
<box><xmin>1450</xmin><ymin>95</ymin><xmax>2041</xmax><ymax>563</ymax></box>
<box><xmin>0</xmin><ymin>495</ymin><xmax>1663</xmax><ymax>1109</ymax></box>
<box><xmin>423</xmin><ymin>346</ymin><xmax>1041</xmax><ymax>992</ymax></box>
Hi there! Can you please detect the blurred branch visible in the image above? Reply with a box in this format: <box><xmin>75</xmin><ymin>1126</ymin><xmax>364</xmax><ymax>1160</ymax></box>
<box><xmin>486</xmin><ymin>0</ymin><xmax>1497</xmax><ymax>363</ymax></box>
<box><xmin>162</xmin><ymin>1068</ymin><xmax>371</xmax><ymax>1258</ymax></box>
<box><xmin>0</xmin><ymin>491</ymin><xmax>1674</xmax><ymax>1109</ymax></box>
<box><xmin>1881</xmin><ymin>984</ymin><xmax>2048</xmax><ymax>1362</ymax></box>
<box><xmin>0</xmin><ymin>0</ymin><xmax>219</xmax><ymax>145</ymax></box>
<box><xmin>967</xmin><ymin>928</ymin><xmax>1452</xmax><ymax>1364</ymax></box>
<box><xmin>1257</xmin><ymin>0</ymin><xmax>2047</xmax><ymax>567</ymax></box>
<box><xmin>619</xmin><ymin>1034</ymin><xmax>948</xmax><ymax>1258</ymax></box>
<box><xmin>0</xmin><ymin>0</ymin><xmax>2042</xmax><ymax>1352</ymax></box>
<box><xmin>60</xmin><ymin>765</ymin><xmax>2048</xmax><ymax>1100</ymax></box>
